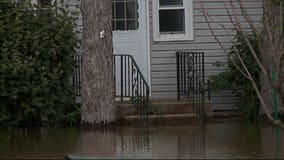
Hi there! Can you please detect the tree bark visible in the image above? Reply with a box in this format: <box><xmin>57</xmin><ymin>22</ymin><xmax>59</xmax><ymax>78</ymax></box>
<box><xmin>81</xmin><ymin>0</ymin><xmax>115</xmax><ymax>124</ymax></box>
<box><xmin>260</xmin><ymin>74</ymin><xmax>273</xmax><ymax>115</ymax></box>
<box><xmin>260</xmin><ymin>0</ymin><xmax>283</xmax><ymax>116</ymax></box>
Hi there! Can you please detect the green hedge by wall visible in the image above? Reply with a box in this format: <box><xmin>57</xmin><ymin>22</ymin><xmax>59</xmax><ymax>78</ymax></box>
<box><xmin>209</xmin><ymin>32</ymin><xmax>260</xmax><ymax>120</ymax></box>
<box><xmin>0</xmin><ymin>1</ymin><xmax>80</xmax><ymax>127</ymax></box>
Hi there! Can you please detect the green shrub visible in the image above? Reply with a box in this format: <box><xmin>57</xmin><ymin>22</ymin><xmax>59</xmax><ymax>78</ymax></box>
<box><xmin>0</xmin><ymin>1</ymin><xmax>80</xmax><ymax>127</ymax></box>
<box><xmin>209</xmin><ymin>31</ymin><xmax>260</xmax><ymax>120</ymax></box>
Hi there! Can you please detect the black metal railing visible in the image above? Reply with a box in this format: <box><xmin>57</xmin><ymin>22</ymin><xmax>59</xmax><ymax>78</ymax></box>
<box><xmin>176</xmin><ymin>51</ymin><xmax>205</xmax><ymax>119</ymax></box>
<box><xmin>73</xmin><ymin>54</ymin><xmax>82</xmax><ymax>96</ymax></box>
<box><xmin>73</xmin><ymin>54</ymin><xmax>150</xmax><ymax>121</ymax></box>
<box><xmin>113</xmin><ymin>54</ymin><xmax>150</xmax><ymax>121</ymax></box>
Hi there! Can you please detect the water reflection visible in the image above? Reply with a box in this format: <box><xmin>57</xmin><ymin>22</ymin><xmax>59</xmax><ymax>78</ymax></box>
<box><xmin>260</xmin><ymin>125</ymin><xmax>284</xmax><ymax>159</ymax></box>
<box><xmin>177</xmin><ymin>124</ymin><xmax>205</xmax><ymax>158</ymax></box>
<box><xmin>78</xmin><ymin>129</ymin><xmax>117</xmax><ymax>157</ymax></box>
<box><xmin>117</xmin><ymin>127</ymin><xmax>151</xmax><ymax>158</ymax></box>
<box><xmin>0</xmin><ymin>122</ymin><xmax>283</xmax><ymax>159</ymax></box>
<box><xmin>0</xmin><ymin>128</ymin><xmax>80</xmax><ymax>159</ymax></box>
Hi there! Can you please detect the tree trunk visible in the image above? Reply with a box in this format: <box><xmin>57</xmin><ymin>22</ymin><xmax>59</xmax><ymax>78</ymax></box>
<box><xmin>260</xmin><ymin>74</ymin><xmax>273</xmax><ymax>115</ymax></box>
<box><xmin>81</xmin><ymin>0</ymin><xmax>115</xmax><ymax>124</ymax></box>
<box><xmin>260</xmin><ymin>0</ymin><xmax>284</xmax><ymax>116</ymax></box>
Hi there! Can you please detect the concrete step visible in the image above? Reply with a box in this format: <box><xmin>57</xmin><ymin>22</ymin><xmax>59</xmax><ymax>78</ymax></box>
<box><xmin>150</xmin><ymin>99</ymin><xmax>193</xmax><ymax>115</ymax></box>
<box><xmin>119</xmin><ymin>113</ymin><xmax>198</xmax><ymax>126</ymax></box>
<box><xmin>211</xmin><ymin>110</ymin><xmax>244</xmax><ymax>122</ymax></box>
<box><xmin>125</xmin><ymin>113</ymin><xmax>197</xmax><ymax>120</ymax></box>
<box><xmin>115</xmin><ymin>99</ymin><xmax>193</xmax><ymax>117</ymax></box>
<box><xmin>116</xmin><ymin>111</ymin><xmax>244</xmax><ymax>126</ymax></box>
<box><xmin>115</xmin><ymin>99</ymin><xmax>213</xmax><ymax>120</ymax></box>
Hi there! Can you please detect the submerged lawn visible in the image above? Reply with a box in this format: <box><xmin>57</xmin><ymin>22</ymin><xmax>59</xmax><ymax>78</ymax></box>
<box><xmin>0</xmin><ymin>122</ymin><xmax>283</xmax><ymax>159</ymax></box>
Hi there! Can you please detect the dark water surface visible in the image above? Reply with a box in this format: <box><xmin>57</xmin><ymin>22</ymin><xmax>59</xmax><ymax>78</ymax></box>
<box><xmin>0</xmin><ymin>122</ymin><xmax>283</xmax><ymax>159</ymax></box>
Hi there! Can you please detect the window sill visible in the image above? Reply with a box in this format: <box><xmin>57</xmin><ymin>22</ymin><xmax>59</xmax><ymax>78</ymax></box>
<box><xmin>113</xmin><ymin>30</ymin><xmax>139</xmax><ymax>33</ymax></box>
<box><xmin>153</xmin><ymin>34</ymin><xmax>193</xmax><ymax>42</ymax></box>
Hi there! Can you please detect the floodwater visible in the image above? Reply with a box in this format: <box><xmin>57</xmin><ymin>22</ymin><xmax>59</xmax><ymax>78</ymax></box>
<box><xmin>0</xmin><ymin>122</ymin><xmax>283</xmax><ymax>159</ymax></box>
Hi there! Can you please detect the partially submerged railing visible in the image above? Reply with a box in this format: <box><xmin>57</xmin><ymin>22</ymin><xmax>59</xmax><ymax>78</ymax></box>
<box><xmin>113</xmin><ymin>54</ymin><xmax>150</xmax><ymax>121</ymax></box>
<box><xmin>73</xmin><ymin>54</ymin><xmax>149</xmax><ymax>121</ymax></box>
<box><xmin>73</xmin><ymin>54</ymin><xmax>82</xmax><ymax>97</ymax></box>
<box><xmin>176</xmin><ymin>51</ymin><xmax>206</xmax><ymax>119</ymax></box>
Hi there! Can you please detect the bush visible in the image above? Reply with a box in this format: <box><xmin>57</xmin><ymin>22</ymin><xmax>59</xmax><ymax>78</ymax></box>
<box><xmin>209</xmin><ymin>31</ymin><xmax>260</xmax><ymax>120</ymax></box>
<box><xmin>0</xmin><ymin>1</ymin><xmax>80</xmax><ymax>127</ymax></box>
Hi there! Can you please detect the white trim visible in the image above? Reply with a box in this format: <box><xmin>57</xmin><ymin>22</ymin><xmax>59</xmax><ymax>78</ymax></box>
<box><xmin>152</xmin><ymin>0</ymin><xmax>194</xmax><ymax>41</ymax></box>
<box><xmin>146</xmin><ymin>0</ymin><xmax>152</xmax><ymax>96</ymax></box>
<box><xmin>159</xmin><ymin>6</ymin><xmax>185</xmax><ymax>10</ymax></box>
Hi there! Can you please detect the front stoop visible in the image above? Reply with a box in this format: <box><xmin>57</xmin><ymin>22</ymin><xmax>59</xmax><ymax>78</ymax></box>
<box><xmin>115</xmin><ymin>99</ymin><xmax>216</xmax><ymax>126</ymax></box>
<box><xmin>119</xmin><ymin>114</ymin><xmax>198</xmax><ymax>126</ymax></box>
<box><xmin>212</xmin><ymin>111</ymin><xmax>244</xmax><ymax>122</ymax></box>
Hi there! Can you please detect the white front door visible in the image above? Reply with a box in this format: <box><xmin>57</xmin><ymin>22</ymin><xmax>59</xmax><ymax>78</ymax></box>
<box><xmin>112</xmin><ymin>0</ymin><xmax>150</xmax><ymax>85</ymax></box>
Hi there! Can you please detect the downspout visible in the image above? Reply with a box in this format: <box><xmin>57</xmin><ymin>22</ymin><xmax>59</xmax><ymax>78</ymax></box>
<box><xmin>146</xmin><ymin>0</ymin><xmax>152</xmax><ymax>96</ymax></box>
<box><xmin>272</xmin><ymin>70</ymin><xmax>278</xmax><ymax>120</ymax></box>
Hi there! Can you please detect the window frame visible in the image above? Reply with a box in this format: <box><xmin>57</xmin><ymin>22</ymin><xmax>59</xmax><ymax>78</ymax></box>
<box><xmin>112</xmin><ymin>0</ymin><xmax>139</xmax><ymax>31</ymax></box>
<box><xmin>152</xmin><ymin>0</ymin><xmax>194</xmax><ymax>41</ymax></box>
<box><xmin>16</xmin><ymin>0</ymin><xmax>54</xmax><ymax>6</ymax></box>
<box><xmin>34</xmin><ymin>0</ymin><xmax>54</xmax><ymax>6</ymax></box>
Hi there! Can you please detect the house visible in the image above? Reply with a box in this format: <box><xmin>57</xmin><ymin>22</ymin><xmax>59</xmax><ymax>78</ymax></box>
<box><xmin>30</xmin><ymin>0</ymin><xmax>264</xmax><ymax>111</ymax></box>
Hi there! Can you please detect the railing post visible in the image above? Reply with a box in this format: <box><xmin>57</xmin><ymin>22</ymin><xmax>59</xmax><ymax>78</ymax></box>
<box><xmin>145</xmin><ymin>89</ymin><xmax>149</xmax><ymax>127</ymax></box>
<box><xmin>176</xmin><ymin>52</ymin><xmax>181</xmax><ymax>101</ymax></box>
<box><xmin>73</xmin><ymin>55</ymin><xmax>82</xmax><ymax>97</ymax></box>
<box><xmin>207</xmin><ymin>79</ymin><xmax>211</xmax><ymax>101</ymax></box>
<box><xmin>120</xmin><ymin>55</ymin><xmax>123</xmax><ymax>102</ymax></box>
<box><xmin>201</xmin><ymin>52</ymin><xmax>205</xmax><ymax>119</ymax></box>
<box><xmin>124</xmin><ymin>55</ymin><xmax>127</xmax><ymax>98</ymax></box>
<box><xmin>113</xmin><ymin>55</ymin><xmax>116</xmax><ymax>98</ymax></box>
<box><xmin>128</xmin><ymin>56</ymin><xmax>130</xmax><ymax>97</ymax></box>
<box><xmin>192</xmin><ymin>53</ymin><xmax>196</xmax><ymax>114</ymax></box>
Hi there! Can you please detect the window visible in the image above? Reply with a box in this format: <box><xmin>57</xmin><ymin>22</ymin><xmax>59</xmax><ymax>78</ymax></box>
<box><xmin>16</xmin><ymin>0</ymin><xmax>52</xmax><ymax>6</ymax></box>
<box><xmin>37</xmin><ymin>0</ymin><xmax>52</xmax><ymax>6</ymax></box>
<box><xmin>112</xmin><ymin>0</ymin><xmax>139</xmax><ymax>31</ymax></box>
<box><xmin>153</xmin><ymin>0</ymin><xmax>193</xmax><ymax>41</ymax></box>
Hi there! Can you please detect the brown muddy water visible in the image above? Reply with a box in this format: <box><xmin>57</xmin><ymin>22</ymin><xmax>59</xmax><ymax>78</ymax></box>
<box><xmin>0</xmin><ymin>122</ymin><xmax>283</xmax><ymax>159</ymax></box>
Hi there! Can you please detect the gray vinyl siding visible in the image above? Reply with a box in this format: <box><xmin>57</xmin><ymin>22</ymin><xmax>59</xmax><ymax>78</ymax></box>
<box><xmin>149</xmin><ymin>0</ymin><xmax>263</xmax><ymax>110</ymax></box>
<box><xmin>62</xmin><ymin>0</ymin><xmax>82</xmax><ymax>42</ymax></box>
